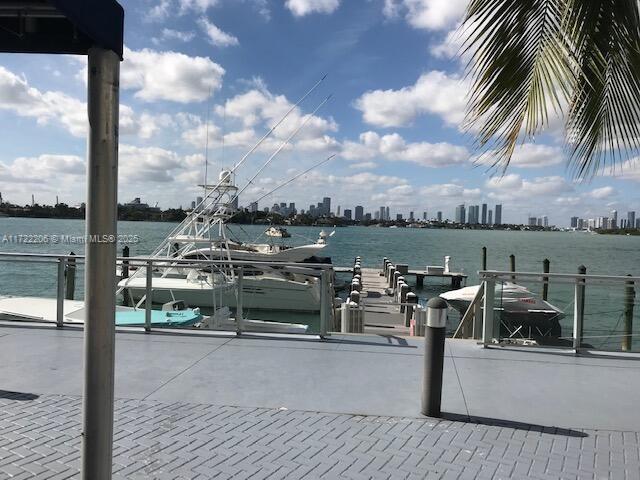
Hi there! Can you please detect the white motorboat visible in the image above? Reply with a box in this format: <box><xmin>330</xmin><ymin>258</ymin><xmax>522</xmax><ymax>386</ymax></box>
<box><xmin>440</xmin><ymin>282</ymin><xmax>564</xmax><ymax>338</ymax></box>
<box><xmin>265</xmin><ymin>226</ymin><xmax>291</xmax><ymax>238</ymax></box>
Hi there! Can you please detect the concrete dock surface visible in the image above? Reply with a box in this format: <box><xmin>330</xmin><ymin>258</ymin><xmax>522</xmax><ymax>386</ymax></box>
<box><xmin>1</xmin><ymin>322</ymin><xmax>639</xmax><ymax>479</ymax></box>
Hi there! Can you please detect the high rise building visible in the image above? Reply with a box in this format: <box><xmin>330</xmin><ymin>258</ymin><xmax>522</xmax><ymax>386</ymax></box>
<box><xmin>495</xmin><ymin>204</ymin><xmax>503</xmax><ymax>225</ymax></box>
<box><xmin>628</xmin><ymin>211</ymin><xmax>636</xmax><ymax>229</ymax></box>
<box><xmin>365</xmin><ymin>213</ymin><xmax>372</xmax><ymax>221</ymax></box>
<box><xmin>437</xmin><ymin>211</ymin><xmax>443</xmax><ymax>222</ymax></box>
<box><xmin>543</xmin><ymin>216</ymin><xmax>549</xmax><ymax>227</ymax></box>
<box><xmin>637</xmin><ymin>219</ymin><xmax>640</xmax><ymax>229</ymax></box>
<box><xmin>611</xmin><ymin>210</ymin><xmax>618</xmax><ymax>228</ymax></box>
<box><xmin>528</xmin><ymin>217</ymin><xmax>537</xmax><ymax>226</ymax></box>
<box><xmin>374</xmin><ymin>210</ymin><xmax>380</xmax><ymax>220</ymax></box>
<box><xmin>337</xmin><ymin>205</ymin><xmax>341</xmax><ymax>217</ymax></box>
<box><xmin>409</xmin><ymin>211</ymin><xmax>414</xmax><ymax>221</ymax></box>
<box><xmin>488</xmin><ymin>210</ymin><xmax>493</xmax><ymax>225</ymax></box>
<box><xmin>249</xmin><ymin>202</ymin><xmax>258</xmax><ymax>213</ymax></box>
<box><xmin>379</xmin><ymin>206</ymin><xmax>385</xmax><ymax>221</ymax></box>
<box><xmin>396</xmin><ymin>213</ymin><xmax>403</xmax><ymax>221</ymax></box>
<box><xmin>344</xmin><ymin>209</ymin><xmax>352</xmax><ymax>220</ymax></box>
<box><xmin>385</xmin><ymin>206</ymin><xmax>390</xmax><ymax>221</ymax></box>
<box><xmin>323</xmin><ymin>197</ymin><xmax>331</xmax><ymax>216</ymax></box>
<box><xmin>422</xmin><ymin>211</ymin><xmax>427</xmax><ymax>220</ymax></box>
<box><xmin>354</xmin><ymin>205</ymin><xmax>364</xmax><ymax>221</ymax></box>
<box><xmin>570</xmin><ymin>216</ymin><xmax>579</xmax><ymax>228</ymax></box>
<box><xmin>455</xmin><ymin>204</ymin><xmax>466</xmax><ymax>224</ymax></box>
<box><xmin>481</xmin><ymin>204</ymin><xmax>487</xmax><ymax>224</ymax></box>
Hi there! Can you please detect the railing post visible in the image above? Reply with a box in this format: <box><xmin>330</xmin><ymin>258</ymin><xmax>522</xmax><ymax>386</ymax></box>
<box><xmin>509</xmin><ymin>254</ymin><xmax>516</xmax><ymax>281</ymax></box>
<box><xmin>236</xmin><ymin>267</ymin><xmax>244</xmax><ymax>335</ymax></box>
<box><xmin>622</xmin><ymin>275</ymin><xmax>635</xmax><ymax>352</ymax></box>
<box><xmin>145</xmin><ymin>261</ymin><xmax>152</xmax><ymax>333</ymax></box>
<box><xmin>56</xmin><ymin>257</ymin><xmax>66</xmax><ymax>328</ymax></box>
<box><xmin>482</xmin><ymin>277</ymin><xmax>495</xmax><ymax>346</ymax></box>
<box><xmin>65</xmin><ymin>252</ymin><xmax>76</xmax><ymax>300</ymax></box>
<box><xmin>319</xmin><ymin>270</ymin><xmax>328</xmax><ymax>338</ymax></box>
<box><xmin>573</xmin><ymin>265</ymin><xmax>586</xmax><ymax>352</ymax></box>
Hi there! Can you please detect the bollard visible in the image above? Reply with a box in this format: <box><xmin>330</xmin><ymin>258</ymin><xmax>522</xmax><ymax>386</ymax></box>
<box><xmin>542</xmin><ymin>259</ymin><xmax>550</xmax><ymax>301</ymax></box>
<box><xmin>623</xmin><ymin>275</ymin><xmax>635</xmax><ymax>352</ymax></box>
<box><xmin>481</xmin><ymin>246</ymin><xmax>487</xmax><ymax>271</ymax></box>
<box><xmin>400</xmin><ymin>283</ymin><xmax>409</xmax><ymax>312</ymax></box>
<box><xmin>405</xmin><ymin>292</ymin><xmax>418</xmax><ymax>327</ymax></box>
<box><xmin>341</xmin><ymin>302</ymin><xmax>364</xmax><ymax>333</ymax></box>
<box><xmin>387</xmin><ymin>266</ymin><xmax>396</xmax><ymax>287</ymax></box>
<box><xmin>414</xmin><ymin>306</ymin><xmax>426</xmax><ymax>336</ymax></box>
<box><xmin>382</xmin><ymin>257</ymin><xmax>388</xmax><ymax>273</ymax></box>
<box><xmin>393</xmin><ymin>271</ymin><xmax>401</xmax><ymax>291</ymax></box>
<box><xmin>421</xmin><ymin>297</ymin><xmax>447</xmax><ymax>417</ymax></box>
<box><xmin>349</xmin><ymin>290</ymin><xmax>361</xmax><ymax>304</ymax></box>
<box><xmin>351</xmin><ymin>280</ymin><xmax>361</xmax><ymax>293</ymax></box>
<box><xmin>65</xmin><ymin>252</ymin><xmax>76</xmax><ymax>300</ymax></box>
<box><xmin>354</xmin><ymin>265</ymin><xmax>361</xmax><ymax>276</ymax></box>
<box><xmin>444</xmin><ymin>256</ymin><xmax>451</xmax><ymax>273</ymax></box>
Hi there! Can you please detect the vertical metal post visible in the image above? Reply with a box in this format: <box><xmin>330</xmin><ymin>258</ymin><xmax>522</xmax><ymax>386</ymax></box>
<box><xmin>573</xmin><ymin>265</ymin><xmax>586</xmax><ymax>352</ymax></box>
<box><xmin>482</xmin><ymin>277</ymin><xmax>495</xmax><ymax>346</ymax></box>
<box><xmin>542</xmin><ymin>259</ymin><xmax>550</xmax><ymax>301</ymax></box>
<box><xmin>236</xmin><ymin>267</ymin><xmax>244</xmax><ymax>335</ymax></box>
<box><xmin>56</xmin><ymin>258</ymin><xmax>66</xmax><ymax>328</ymax></box>
<box><xmin>481</xmin><ymin>246</ymin><xmax>487</xmax><ymax>271</ymax></box>
<box><xmin>421</xmin><ymin>298</ymin><xmax>447</xmax><ymax>417</ymax></box>
<box><xmin>622</xmin><ymin>275</ymin><xmax>635</xmax><ymax>352</ymax></box>
<box><xmin>319</xmin><ymin>270</ymin><xmax>328</xmax><ymax>338</ymax></box>
<box><xmin>145</xmin><ymin>261</ymin><xmax>152</xmax><ymax>333</ymax></box>
<box><xmin>65</xmin><ymin>252</ymin><xmax>76</xmax><ymax>300</ymax></box>
<box><xmin>82</xmin><ymin>47</ymin><xmax>119</xmax><ymax>480</ymax></box>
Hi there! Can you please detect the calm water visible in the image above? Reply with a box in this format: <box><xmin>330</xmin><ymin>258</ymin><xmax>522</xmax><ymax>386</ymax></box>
<box><xmin>1</xmin><ymin>217</ymin><xmax>639</xmax><ymax>350</ymax></box>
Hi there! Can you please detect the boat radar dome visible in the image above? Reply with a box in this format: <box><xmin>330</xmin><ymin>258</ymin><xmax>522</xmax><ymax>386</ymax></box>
<box><xmin>219</xmin><ymin>170</ymin><xmax>232</xmax><ymax>184</ymax></box>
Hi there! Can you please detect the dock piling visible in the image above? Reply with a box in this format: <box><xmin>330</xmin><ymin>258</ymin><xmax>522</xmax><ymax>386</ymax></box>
<box><xmin>623</xmin><ymin>275</ymin><xmax>635</xmax><ymax>352</ymax></box>
<box><xmin>542</xmin><ymin>259</ymin><xmax>550</xmax><ymax>301</ymax></box>
<box><xmin>405</xmin><ymin>292</ymin><xmax>417</xmax><ymax>327</ymax></box>
<box><xmin>509</xmin><ymin>254</ymin><xmax>516</xmax><ymax>281</ymax></box>
<box><xmin>482</xmin><ymin>246</ymin><xmax>487</xmax><ymax>271</ymax></box>
<box><xmin>399</xmin><ymin>283</ymin><xmax>409</xmax><ymax>312</ymax></box>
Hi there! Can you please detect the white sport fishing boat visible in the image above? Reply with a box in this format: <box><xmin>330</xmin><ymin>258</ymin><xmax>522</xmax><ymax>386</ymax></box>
<box><xmin>440</xmin><ymin>282</ymin><xmax>564</xmax><ymax>338</ymax></box>
<box><xmin>118</xmin><ymin>171</ymin><xmax>327</xmax><ymax>312</ymax></box>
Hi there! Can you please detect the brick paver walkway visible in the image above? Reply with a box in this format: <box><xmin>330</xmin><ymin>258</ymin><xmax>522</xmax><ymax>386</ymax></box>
<box><xmin>1</xmin><ymin>392</ymin><xmax>639</xmax><ymax>479</ymax></box>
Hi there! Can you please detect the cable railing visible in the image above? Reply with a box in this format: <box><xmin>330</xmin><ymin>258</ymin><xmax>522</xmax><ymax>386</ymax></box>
<box><xmin>0</xmin><ymin>252</ymin><xmax>335</xmax><ymax>338</ymax></box>
<box><xmin>471</xmin><ymin>270</ymin><xmax>640</xmax><ymax>353</ymax></box>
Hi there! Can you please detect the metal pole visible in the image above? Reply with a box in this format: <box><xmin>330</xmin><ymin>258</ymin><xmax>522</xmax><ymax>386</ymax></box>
<box><xmin>65</xmin><ymin>252</ymin><xmax>76</xmax><ymax>300</ymax></box>
<box><xmin>482</xmin><ymin>278</ymin><xmax>495</xmax><ymax>346</ymax></box>
<box><xmin>56</xmin><ymin>257</ymin><xmax>66</xmax><ymax>327</ymax></box>
<box><xmin>573</xmin><ymin>265</ymin><xmax>586</xmax><ymax>352</ymax></box>
<box><xmin>236</xmin><ymin>267</ymin><xmax>244</xmax><ymax>335</ymax></box>
<box><xmin>623</xmin><ymin>275</ymin><xmax>635</xmax><ymax>352</ymax></box>
<box><xmin>542</xmin><ymin>259</ymin><xmax>550</xmax><ymax>301</ymax></box>
<box><xmin>421</xmin><ymin>297</ymin><xmax>447</xmax><ymax>417</ymax></box>
<box><xmin>145</xmin><ymin>261</ymin><xmax>152</xmax><ymax>332</ymax></box>
<box><xmin>319</xmin><ymin>271</ymin><xmax>328</xmax><ymax>338</ymax></box>
<box><xmin>82</xmin><ymin>47</ymin><xmax>119</xmax><ymax>480</ymax></box>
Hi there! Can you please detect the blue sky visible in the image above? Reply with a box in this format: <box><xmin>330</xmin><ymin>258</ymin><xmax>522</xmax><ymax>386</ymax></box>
<box><xmin>1</xmin><ymin>0</ymin><xmax>639</xmax><ymax>225</ymax></box>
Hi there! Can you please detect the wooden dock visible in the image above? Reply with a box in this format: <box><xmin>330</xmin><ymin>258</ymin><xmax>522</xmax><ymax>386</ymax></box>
<box><xmin>358</xmin><ymin>267</ymin><xmax>409</xmax><ymax>336</ymax></box>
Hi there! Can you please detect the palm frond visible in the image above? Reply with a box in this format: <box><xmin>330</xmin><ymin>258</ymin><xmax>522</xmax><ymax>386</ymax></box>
<box><xmin>463</xmin><ymin>0</ymin><xmax>574</xmax><ymax>170</ymax></box>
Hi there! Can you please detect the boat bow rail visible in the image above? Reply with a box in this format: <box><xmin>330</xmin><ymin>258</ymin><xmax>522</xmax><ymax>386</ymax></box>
<box><xmin>0</xmin><ymin>252</ymin><xmax>335</xmax><ymax>338</ymax></box>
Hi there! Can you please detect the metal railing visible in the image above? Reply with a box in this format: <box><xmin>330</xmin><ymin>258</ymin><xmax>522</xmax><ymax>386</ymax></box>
<box><xmin>476</xmin><ymin>270</ymin><xmax>639</xmax><ymax>353</ymax></box>
<box><xmin>0</xmin><ymin>252</ymin><xmax>335</xmax><ymax>338</ymax></box>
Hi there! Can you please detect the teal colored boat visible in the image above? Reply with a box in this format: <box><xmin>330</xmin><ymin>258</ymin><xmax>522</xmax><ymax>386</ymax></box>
<box><xmin>115</xmin><ymin>308</ymin><xmax>202</xmax><ymax>327</ymax></box>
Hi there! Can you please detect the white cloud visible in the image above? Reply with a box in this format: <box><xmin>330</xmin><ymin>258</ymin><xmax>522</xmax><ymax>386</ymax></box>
<box><xmin>285</xmin><ymin>0</ymin><xmax>340</xmax><ymax>16</ymax></box>
<box><xmin>1</xmin><ymin>155</ymin><xmax>85</xmax><ymax>184</ymax></box>
<box><xmin>121</xmin><ymin>47</ymin><xmax>225</xmax><ymax>103</ymax></box>
<box><xmin>119</xmin><ymin>145</ymin><xmax>190</xmax><ymax>183</ymax></box>
<box><xmin>198</xmin><ymin>17</ymin><xmax>239</xmax><ymax>47</ymax></box>
<box><xmin>0</xmin><ymin>66</ymin><xmax>154</xmax><ymax>139</ymax></box>
<box><xmin>354</xmin><ymin>71</ymin><xmax>468</xmax><ymax>128</ymax></box>
<box><xmin>179</xmin><ymin>0</ymin><xmax>220</xmax><ymax>13</ymax></box>
<box><xmin>474</xmin><ymin>143</ymin><xmax>565</xmax><ymax>169</ymax></box>
<box><xmin>487</xmin><ymin>174</ymin><xmax>572</xmax><ymax>199</ymax></box>
<box><xmin>589</xmin><ymin>186</ymin><xmax>616</xmax><ymax>199</ymax></box>
<box><xmin>152</xmin><ymin>28</ymin><xmax>196</xmax><ymax>45</ymax></box>
<box><xmin>384</xmin><ymin>0</ymin><xmax>468</xmax><ymax>31</ymax></box>
<box><xmin>341</xmin><ymin>131</ymin><xmax>469</xmax><ymax>167</ymax></box>
<box><xmin>608</xmin><ymin>159</ymin><xmax>640</xmax><ymax>182</ymax></box>
<box><xmin>349</xmin><ymin>161</ymin><xmax>378</xmax><ymax>169</ymax></box>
